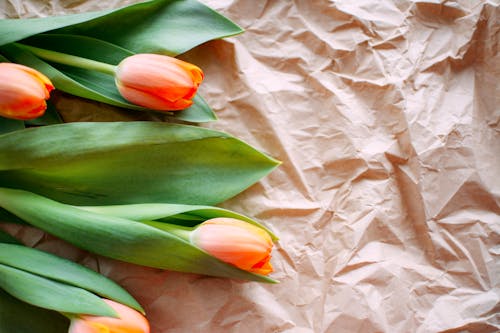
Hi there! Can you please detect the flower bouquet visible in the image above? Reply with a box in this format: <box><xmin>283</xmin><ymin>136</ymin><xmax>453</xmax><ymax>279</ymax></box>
<box><xmin>0</xmin><ymin>1</ymin><xmax>281</xmax><ymax>332</ymax></box>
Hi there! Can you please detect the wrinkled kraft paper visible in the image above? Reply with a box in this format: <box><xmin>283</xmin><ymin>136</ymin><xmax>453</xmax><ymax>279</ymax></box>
<box><xmin>1</xmin><ymin>0</ymin><xmax>499</xmax><ymax>332</ymax></box>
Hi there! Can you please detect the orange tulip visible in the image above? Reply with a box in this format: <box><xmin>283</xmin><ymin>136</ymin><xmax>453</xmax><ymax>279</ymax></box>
<box><xmin>191</xmin><ymin>218</ymin><xmax>273</xmax><ymax>275</ymax></box>
<box><xmin>115</xmin><ymin>54</ymin><xmax>203</xmax><ymax>111</ymax></box>
<box><xmin>0</xmin><ymin>63</ymin><xmax>54</xmax><ymax>120</ymax></box>
<box><xmin>69</xmin><ymin>299</ymin><xmax>150</xmax><ymax>333</ymax></box>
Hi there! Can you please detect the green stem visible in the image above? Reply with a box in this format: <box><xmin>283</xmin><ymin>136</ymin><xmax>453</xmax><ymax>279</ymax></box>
<box><xmin>141</xmin><ymin>220</ymin><xmax>193</xmax><ymax>241</ymax></box>
<box><xmin>15</xmin><ymin>43</ymin><xmax>117</xmax><ymax>76</ymax></box>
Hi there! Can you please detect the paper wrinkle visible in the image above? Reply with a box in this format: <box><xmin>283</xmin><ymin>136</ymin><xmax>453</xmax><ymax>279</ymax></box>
<box><xmin>2</xmin><ymin>0</ymin><xmax>500</xmax><ymax>332</ymax></box>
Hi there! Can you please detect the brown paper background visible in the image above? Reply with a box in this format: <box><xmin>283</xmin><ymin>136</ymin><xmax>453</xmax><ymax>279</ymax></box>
<box><xmin>1</xmin><ymin>0</ymin><xmax>499</xmax><ymax>332</ymax></box>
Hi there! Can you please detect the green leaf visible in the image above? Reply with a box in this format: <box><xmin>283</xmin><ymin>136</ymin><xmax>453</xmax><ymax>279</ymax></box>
<box><xmin>1</xmin><ymin>35</ymin><xmax>216</xmax><ymax>122</ymax></box>
<box><xmin>0</xmin><ymin>264</ymin><xmax>117</xmax><ymax>317</ymax></box>
<box><xmin>78</xmin><ymin>202</ymin><xmax>277</xmax><ymax>240</ymax></box>
<box><xmin>0</xmin><ymin>188</ymin><xmax>277</xmax><ymax>283</ymax></box>
<box><xmin>0</xmin><ymin>10</ymin><xmax>115</xmax><ymax>47</ymax></box>
<box><xmin>0</xmin><ymin>289</ymin><xmax>68</xmax><ymax>333</ymax></box>
<box><xmin>0</xmin><ymin>117</ymin><xmax>24</xmax><ymax>135</ymax></box>
<box><xmin>53</xmin><ymin>0</ymin><xmax>243</xmax><ymax>56</ymax></box>
<box><xmin>0</xmin><ymin>122</ymin><xmax>280</xmax><ymax>206</ymax></box>
<box><xmin>0</xmin><ymin>243</ymin><xmax>144</xmax><ymax>313</ymax></box>
<box><xmin>22</xmin><ymin>33</ymin><xmax>134</xmax><ymax>66</ymax></box>
<box><xmin>0</xmin><ymin>0</ymin><xmax>243</xmax><ymax>56</ymax></box>
<box><xmin>176</xmin><ymin>94</ymin><xmax>217</xmax><ymax>122</ymax></box>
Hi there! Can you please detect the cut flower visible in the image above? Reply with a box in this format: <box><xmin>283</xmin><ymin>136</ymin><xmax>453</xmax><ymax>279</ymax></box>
<box><xmin>0</xmin><ymin>187</ymin><xmax>278</xmax><ymax>283</ymax></box>
<box><xmin>69</xmin><ymin>299</ymin><xmax>150</xmax><ymax>333</ymax></box>
<box><xmin>0</xmin><ymin>62</ymin><xmax>54</xmax><ymax>120</ymax></box>
<box><xmin>13</xmin><ymin>45</ymin><xmax>204</xmax><ymax>111</ymax></box>
<box><xmin>190</xmin><ymin>218</ymin><xmax>274</xmax><ymax>275</ymax></box>
<box><xmin>115</xmin><ymin>54</ymin><xmax>204</xmax><ymax>110</ymax></box>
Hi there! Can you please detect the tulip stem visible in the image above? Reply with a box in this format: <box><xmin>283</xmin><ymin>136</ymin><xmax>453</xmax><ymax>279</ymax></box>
<box><xmin>15</xmin><ymin>43</ymin><xmax>117</xmax><ymax>76</ymax></box>
<box><xmin>141</xmin><ymin>220</ymin><xmax>192</xmax><ymax>241</ymax></box>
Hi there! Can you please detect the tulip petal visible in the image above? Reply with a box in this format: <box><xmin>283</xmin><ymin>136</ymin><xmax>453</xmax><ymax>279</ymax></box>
<box><xmin>192</xmin><ymin>218</ymin><xmax>274</xmax><ymax>275</ymax></box>
<box><xmin>175</xmin><ymin>60</ymin><xmax>204</xmax><ymax>85</ymax></box>
<box><xmin>116</xmin><ymin>83</ymin><xmax>193</xmax><ymax>111</ymax></box>
<box><xmin>69</xmin><ymin>300</ymin><xmax>149</xmax><ymax>333</ymax></box>
<box><xmin>0</xmin><ymin>63</ymin><xmax>53</xmax><ymax>120</ymax></box>
<box><xmin>115</xmin><ymin>54</ymin><xmax>203</xmax><ymax>111</ymax></box>
<box><xmin>117</xmin><ymin>54</ymin><xmax>195</xmax><ymax>94</ymax></box>
<box><xmin>250</xmin><ymin>255</ymin><xmax>273</xmax><ymax>275</ymax></box>
<box><xmin>68</xmin><ymin>320</ymin><xmax>100</xmax><ymax>333</ymax></box>
<box><xmin>9</xmin><ymin>63</ymin><xmax>55</xmax><ymax>98</ymax></box>
<box><xmin>0</xmin><ymin>65</ymin><xmax>45</xmax><ymax>100</ymax></box>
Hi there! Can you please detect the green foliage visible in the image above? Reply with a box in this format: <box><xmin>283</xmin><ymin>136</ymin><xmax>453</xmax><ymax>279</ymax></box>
<box><xmin>0</xmin><ymin>243</ymin><xmax>144</xmax><ymax>313</ymax></box>
<box><xmin>0</xmin><ymin>289</ymin><xmax>68</xmax><ymax>333</ymax></box>
<box><xmin>0</xmin><ymin>0</ymin><xmax>243</xmax><ymax>55</ymax></box>
<box><xmin>0</xmin><ymin>263</ymin><xmax>117</xmax><ymax>317</ymax></box>
<box><xmin>0</xmin><ymin>0</ymin><xmax>243</xmax><ymax>122</ymax></box>
<box><xmin>0</xmin><ymin>188</ymin><xmax>277</xmax><ymax>283</ymax></box>
<box><xmin>0</xmin><ymin>118</ymin><xmax>24</xmax><ymax>135</ymax></box>
<box><xmin>79</xmin><ymin>202</ymin><xmax>278</xmax><ymax>240</ymax></box>
<box><xmin>0</xmin><ymin>36</ymin><xmax>216</xmax><ymax>122</ymax></box>
<box><xmin>0</xmin><ymin>122</ymin><xmax>279</xmax><ymax>206</ymax></box>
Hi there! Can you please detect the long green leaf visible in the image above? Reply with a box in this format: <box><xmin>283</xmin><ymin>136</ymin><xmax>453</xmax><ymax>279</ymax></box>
<box><xmin>0</xmin><ymin>264</ymin><xmax>117</xmax><ymax>317</ymax></box>
<box><xmin>0</xmin><ymin>117</ymin><xmax>24</xmax><ymax>135</ymax></box>
<box><xmin>0</xmin><ymin>122</ymin><xmax>280</xmax><ymax>206</ymax></box>
<box><xmin>0</xmin><ymin>243</ymin><xmax>144</xmax><ymax>313</ymax></box>
<box><xmin>0</xmin><ymin>0</ymin><xmax>243</xmax><ymax>56</ymax></box>
<box><xmin>54</xmin><ymin>0</ymin><xmax>243</xmax><ymax>56</ymax></box>
<box><xmin>0</xmin><ymin>188</ymin><xmax>277</xmax><ymax>283</ymax></box>
<box><xmin>178</xmin><ymin>94</ymin><xmax>217</xmax><ymax>122</ymax></box>
<box><xmin>0</xmin><ymin>10</ymin><xmax>114</xmax><ymax>47</ymax></box>
<box><xmin>22</xmin><ymin>33</ymin><xmax>135</xmax><ymax>66</ymax></box>
<box><xmin>0</xmin><ymin>289</ymin><xmax>68</xmax><ymax>333</ymax></box>
<box><xmin>0</xmin><ymin>39</ymin><xmax>216</xmax><ymax>122</ymax></box>
<box><xmin>78</xmin><ymin>203</ymin><xmax>277</xmax><ymax>240</ymax></box>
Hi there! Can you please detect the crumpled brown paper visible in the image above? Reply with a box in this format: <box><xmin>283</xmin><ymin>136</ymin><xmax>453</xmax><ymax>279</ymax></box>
<box><xmin>1</xmin><ymin>0</ymin><xmax>499</xmax><ymax>332</ymax></box>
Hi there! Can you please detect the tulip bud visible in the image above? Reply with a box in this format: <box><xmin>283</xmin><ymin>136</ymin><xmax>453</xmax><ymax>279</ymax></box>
<box><xmin>69</xmin><ymin>299</ymin><xmax>150</xmax><ymax>333</ymax></box>
<box><xmin>191</xmin><ymin>218</ymin><xmax>274</xmax><ymax>275</ymax></box>
<box><xmin>115</xmin><ymin>54</ymin><xmax>203</xmax><ymax>111</ymax></box>
<box><xmin>0</xmin><ymin>63</ymin><xmax>54</xmax><ymax>120</ymax></box>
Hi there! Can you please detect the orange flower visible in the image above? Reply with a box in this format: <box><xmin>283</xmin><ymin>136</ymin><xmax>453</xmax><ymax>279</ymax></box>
<box><xmin>115</xmin><ymin>54</ymin><xmax>203</xmax><ymax>111</ymax></box>
<box><xmin>0</xmin><ymin>63</ymin><xmax>54</xmax><ymax>120</ymax></box>
<box><xmin>69</xmin><ymin>299</ymin><xmax>150</xmax><ymax>333</ymax></box>
<box><xmin>191</xmin><ymin>218</ymin><xmax>273</xmax><ymax>275</ymax></box>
